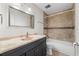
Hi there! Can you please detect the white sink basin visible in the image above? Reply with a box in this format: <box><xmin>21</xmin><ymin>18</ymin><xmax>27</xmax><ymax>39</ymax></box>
<box><xmin>0</xmin><ymin>38</ymin><xmax>28</xmax><ymax>46</ymax></box>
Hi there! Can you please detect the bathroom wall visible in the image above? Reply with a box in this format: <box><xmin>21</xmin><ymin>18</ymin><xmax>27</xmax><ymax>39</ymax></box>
<box><xmin>44</xmin><ymin>10</ymin><xmax>75</xmax><ymax>42</ymax></box>
<box><xmin>43</xmin><ymin>12</ymin><xmax>48</xmax><ymax>36</ymax></box>
<box><xmin>75</xmin><ymin>3</ymin><xmax>79</xmax><ymax>56</ymax></box>
<box><xmin>0</xmin><ymin>3</ymin><xmax>44</xmax><ymax>37</ymax></box>
<box><xmin>75</xmin><ymin>3</ymin><xmax>79</xmax><ymax>42</ymax></box>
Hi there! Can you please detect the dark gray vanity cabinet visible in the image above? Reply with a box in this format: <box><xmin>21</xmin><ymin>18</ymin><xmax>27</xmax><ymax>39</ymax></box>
<box><xmin>0</xmin><ymin>37</ymin><xmax>47</xmax><ymax>56</ymax></box>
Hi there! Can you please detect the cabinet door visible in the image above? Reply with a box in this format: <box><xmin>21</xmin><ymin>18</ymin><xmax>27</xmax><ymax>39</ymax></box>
<box><xmin>34</xmin><ymin>46</ymin><xmax>42</xmax><ymax>56</ymax></box>
<box><xmin>42</xmin><ymin>42</ymin><xmax>47</xmax><ymax>56</ymax></box>
<box><xmin>34</xmin><ymin>42</ymin><xmax>46</xmax><ymax>56</ymax></box>
<box><xmin>20</xmin><ymin>53</ymin><xmax>26</xmax><ymax>56</ymax></box>
<box><xmin>25</xmin><ymin>42</ymin><xmax>46</xmax><ymax>56</ymax></box>
<box><xmin>25</xmin><ymin>48</ymin><xmax>35</xmax><ymax>56</ymax></box>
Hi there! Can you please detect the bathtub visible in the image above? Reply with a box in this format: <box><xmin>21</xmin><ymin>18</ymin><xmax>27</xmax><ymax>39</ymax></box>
<box><xmin>46</xmin><ymin>39</ymin><xmax>74</xmax><ymax>56</ymax></box>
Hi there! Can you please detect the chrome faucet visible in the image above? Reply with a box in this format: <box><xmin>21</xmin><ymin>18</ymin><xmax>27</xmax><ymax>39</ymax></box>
<box><xmin>26</xmin><ymin>32</ymin><xmax>29</xmax><ymax>37</ymax></box>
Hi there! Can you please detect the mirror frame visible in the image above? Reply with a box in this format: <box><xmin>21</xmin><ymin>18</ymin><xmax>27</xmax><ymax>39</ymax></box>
<box><xmin>8</xmin><ymin>6</ymin><xmax>34</xmax><ymax>28</ymax></box>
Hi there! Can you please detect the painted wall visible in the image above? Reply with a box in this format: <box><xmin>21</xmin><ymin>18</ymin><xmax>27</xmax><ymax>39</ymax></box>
<box><xmin>75</xmin><ymin>3</ymin><xmax>79</xmax><ymax>56</ymax></box>
<box><xmin>44</xmin><ymin>10</ymin><xmax>75</xmax><ymax>42</ymax></box>
<box><xmin>43</xmin><ymin>12</ymin><xmax>48</xmax><ymax>36</ymax></box>
<box><xmin>75</xmin><ymin>4</ymin><xmax>79</xmax><ymax>42</ymax></box>
<box><xmin>0</xmin><ymin>3</ymin><xmax>44</xmax><ymax>37</ymax></box>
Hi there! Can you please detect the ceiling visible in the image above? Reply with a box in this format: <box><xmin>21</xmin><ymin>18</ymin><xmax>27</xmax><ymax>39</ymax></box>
<box><xmin>35</xmin><ymin>3</ymin><xmax>73</xmax><ymax>15</ymax></box>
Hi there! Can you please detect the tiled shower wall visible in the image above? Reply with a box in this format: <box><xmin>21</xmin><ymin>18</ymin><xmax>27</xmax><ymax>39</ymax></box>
<box><xmin>44</xmin><ymin>10</ymin><xmax>75</xmax><ymax>42</ymax></box>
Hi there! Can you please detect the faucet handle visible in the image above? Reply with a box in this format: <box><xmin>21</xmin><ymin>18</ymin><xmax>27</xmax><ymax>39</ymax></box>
<box><xmin>26</xmin><ymin>32</ymin><xmax>29</xmax><ymax>37</ymax></box>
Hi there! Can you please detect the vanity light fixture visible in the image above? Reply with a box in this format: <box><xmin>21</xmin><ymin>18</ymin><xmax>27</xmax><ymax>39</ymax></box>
<box><xmin>28</xmin><ymin>8</ymin><xmax>32</xmax><ymax>12</ymax></box>
<box><xmin>10</xmin><ymin>3</ymin><xmax>21</xmax><ymax>10</ymax></box>
<box><xmin>12</xmin><ymin>3</ymin><xmax>21</xmax><ymax>7</ymax></box>
<box><xmin>27</xmin><ymin>7</ymin><xmax>32</xmax><ymax>14</ymax></box>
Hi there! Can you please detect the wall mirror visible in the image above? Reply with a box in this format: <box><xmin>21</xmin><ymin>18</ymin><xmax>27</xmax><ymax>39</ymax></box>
<box><xmin>9</xmin><ymin>6</ymin><xmax>34</xmax><ymax>28</ymax></box>
<box><xmin>0</xmin><ymin>14</ymin><xmax>2</xmax><ymax>24</ymax></box>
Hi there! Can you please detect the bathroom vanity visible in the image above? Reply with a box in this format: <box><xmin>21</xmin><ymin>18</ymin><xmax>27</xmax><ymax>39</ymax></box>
<box><xmin>0</xmin><ymin>35</ymin><xmax>47</xmax><ymax>56</ymax></box>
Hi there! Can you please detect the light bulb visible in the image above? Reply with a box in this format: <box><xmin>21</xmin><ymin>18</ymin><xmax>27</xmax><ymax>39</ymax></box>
<box><xmin>28</xmin><ymin>8</ymin><xmax>32</xmax><ymax>12</ymax></box>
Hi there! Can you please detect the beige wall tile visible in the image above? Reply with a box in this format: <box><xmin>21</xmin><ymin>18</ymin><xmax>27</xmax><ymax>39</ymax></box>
<box><xmin>48</xmin><ymin>11</ymin><xmax>74</xmax><ymax>27</ymax></box>
<box><xmin>44</xmin><ymin>11</ymin><xmax>75</xmax><ymax>42</ymax></box>
<box><xmin>48</xmin><ymin>29</ymin><xmax>74</xmax><ymax>42</ymax></box>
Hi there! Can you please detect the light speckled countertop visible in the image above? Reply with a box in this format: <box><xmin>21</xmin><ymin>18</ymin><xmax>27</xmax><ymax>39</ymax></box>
<box><xmin>0</xmin><ymin>35</ymin><xmax>46</xmax><ymax>54</ymax></box>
